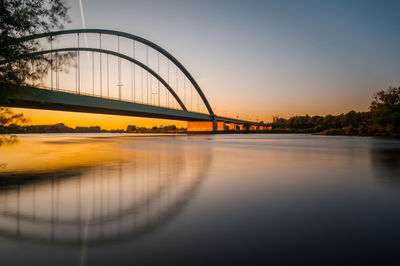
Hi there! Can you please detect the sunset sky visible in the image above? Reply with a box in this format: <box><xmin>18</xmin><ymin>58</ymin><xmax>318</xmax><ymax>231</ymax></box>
<box><xmin>13</xmin><ymin>0</ymin><xmax>400</xmax><ymax>129</ymax></box>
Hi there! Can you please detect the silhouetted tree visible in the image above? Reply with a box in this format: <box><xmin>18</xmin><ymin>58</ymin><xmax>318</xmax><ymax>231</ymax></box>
<box><xmin>0</xmin><ymin>0</ymin><xmax>70</xmax><ymax>85</ymax></box>
<box><xmin>164</xmin><ymin>125</ymin><xmax>177</xmax><ymax>131</ymax></box>
<box><xmin>0</xmin><ymin>107</ymin><xmax>28</xmax><ymax>128</ymax></box>
<box><xmin>269</xmin><ymin>87</ymin><xmax>399</xmax><ymax>136</ymax></box>
<box><xmin>370</xmin><ymin>87</ymin><xmax>400</xmax><ymax>133</ymax></box>
<box><xmin>127</xmin><ymin>125</ymin><xmax>136</xmax><ymax>132</ymax></box>
<box><xmin>0</xmin><ymin>107</ymin><xmax>28</xmax><ymax>144</ymax></box>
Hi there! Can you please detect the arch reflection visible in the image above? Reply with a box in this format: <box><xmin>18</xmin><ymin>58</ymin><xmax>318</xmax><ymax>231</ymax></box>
<box><xmin>0</xmin><ymin>138</ymin><xmax>211</xmax><ymax>246</ymax></box>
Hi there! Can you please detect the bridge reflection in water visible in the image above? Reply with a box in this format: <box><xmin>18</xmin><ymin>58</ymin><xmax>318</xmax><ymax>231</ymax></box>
<box><xmin>0</xmin><ymin>136</ymin><xmax>211</xmax><ymax>247</ymax></box>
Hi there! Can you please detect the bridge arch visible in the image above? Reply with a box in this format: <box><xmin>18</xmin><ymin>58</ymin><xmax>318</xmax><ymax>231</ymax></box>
<box><xmin>16</xmin><ymin>29</ymin><xmax>215</xmax><ymax>116</ymax></box>
<box><xmin>20</xmin><ymin>47</ymin><xmax>188</xmax><ymax>111</ymax></box>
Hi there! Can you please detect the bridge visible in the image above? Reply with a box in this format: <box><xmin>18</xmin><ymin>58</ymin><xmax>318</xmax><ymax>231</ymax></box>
<box><xmin>0</xmin><ymin>29</ymin><xmax>267</xmax><ymax>132</ymax></box>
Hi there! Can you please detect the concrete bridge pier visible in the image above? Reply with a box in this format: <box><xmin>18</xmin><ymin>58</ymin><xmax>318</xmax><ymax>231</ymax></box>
<box><xmin>236</xmin><ymin>124</ymin><xmax>244</xmax><ymax>131</ymax></box>
<box><xmin>212</xmin><ymin>116</ymin><xmax>218</xmax><ymax>132</ymax></box>
<box><xmin>226</xmin><ymin>123</ymin><xmax>236</xmax><ymax>130</ymax></box>
<box><xmin>187</xmin><ymin>117</ymin><xmax>224</xmax><ymax>133</ymax></box>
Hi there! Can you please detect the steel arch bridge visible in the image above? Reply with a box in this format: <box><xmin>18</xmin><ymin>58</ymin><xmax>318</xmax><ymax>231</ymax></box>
<box><xmin>0</xmin><ymin>29</ymin><xmax>266</xmax><ymax>131</ymax></box>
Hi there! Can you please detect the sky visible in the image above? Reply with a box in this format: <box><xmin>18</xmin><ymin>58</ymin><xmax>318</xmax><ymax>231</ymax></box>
<box><xmin>14</xmin><ymin>0</ymin><xmax>400</xmax><ymax>128</ymax></box>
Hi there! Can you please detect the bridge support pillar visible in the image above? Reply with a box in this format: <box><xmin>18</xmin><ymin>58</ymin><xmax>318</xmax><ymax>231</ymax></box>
<box><xmin>236</xmin><ymin>124</ymin><xmax>244</xmax><ymax>131</ymax></box>
<box><xmin>226</xmin><ymin>123</ymin><xmax>235</xmax><ymax>131</ymax></box>
<box><xmin>187</xmin><ymin>118</ymin><xmax>223</xmax><ymax>133</ymax></box>
<box><xmin>212</xmin><ymin>117</ymin><xmax>218</xmax><ymax>133</ymax></box>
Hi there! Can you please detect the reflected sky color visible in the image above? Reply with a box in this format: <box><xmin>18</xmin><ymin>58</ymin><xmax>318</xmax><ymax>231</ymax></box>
<box><xmin>0</xmin><ymin>134</ymin><xmax>400</xmax><ymax>265</ymax></box>
<box><xmin>0</xmin><ymin>134</ymin><xmax>212</xmax><ymax>265</ymax></box>
<box><xmin>12</xmin><ymin>0</ymin><xmax>400</xmax><ymax>127</ymax></box>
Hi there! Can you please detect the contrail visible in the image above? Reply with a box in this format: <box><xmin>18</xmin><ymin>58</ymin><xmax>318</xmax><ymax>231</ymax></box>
<box><xmin>78</xmin><ymin>0</ymin><xmax>86</xmax><ymax>29</ymax></box>
<box><xmin>78</xmin><ymin>0</ymin><xmax>91</xmax><ymax>68</ymax></box>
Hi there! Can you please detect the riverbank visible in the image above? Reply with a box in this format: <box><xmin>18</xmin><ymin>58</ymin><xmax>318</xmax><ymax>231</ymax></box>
<box><xmin>1</xmin><ymin>129</ymin><xmax>399</xmax><ymax>137</ymax></box>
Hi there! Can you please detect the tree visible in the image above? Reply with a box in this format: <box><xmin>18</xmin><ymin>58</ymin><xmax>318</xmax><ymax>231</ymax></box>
<box><xmin>0</xmin><ymin>0</ymin><xmax>70</xmax><ymax>85</ymax></box>
<box><xmin>0</xmin><ymin>107</ymin><xmax>28</xmax><ymax>144</ymax></box>
<box><xmin>369</xmin><ymin>87</ymin><xmax>400</xmax><ymax>133</ymax></box>
<box><xmin>127</xmin><ymin>125</ymin><xmax>136</xmax><ymax>132</ymax></box>
<box><xmin>163</xmin><ymin>125</ymin><xmax>177</xmax><ymax>131</ymax></box>
<box><xmin>0</xmin><ymin>107</ymin><xmax>28</xmax><ymax>128</ymax></box>
<box><xmin>1</xmin><ymin>0</ymin><xmax>71</xmax><ymax>141</ymax></box>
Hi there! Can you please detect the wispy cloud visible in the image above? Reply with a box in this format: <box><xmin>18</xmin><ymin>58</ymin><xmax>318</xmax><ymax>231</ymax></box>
<box><xmin>78</xmin><ymin>0</ymin><xmax>91</xmax><ymax>68</ymax></box>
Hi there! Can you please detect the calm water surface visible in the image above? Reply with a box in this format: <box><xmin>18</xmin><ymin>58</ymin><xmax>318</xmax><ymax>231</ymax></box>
<box><xmin>0</xmin><ymin>133</ymin><xmax>399</xmax><ymax>265</ymax></box>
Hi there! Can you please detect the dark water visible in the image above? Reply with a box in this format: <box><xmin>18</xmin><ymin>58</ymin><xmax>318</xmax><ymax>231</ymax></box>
<box><xmin>0</xmin><ymin>133</ymin><xmax>400</xmax><ymax>265</ymax></box>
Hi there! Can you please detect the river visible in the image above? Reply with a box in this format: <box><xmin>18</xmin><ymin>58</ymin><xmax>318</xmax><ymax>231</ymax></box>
<box><xmin>0</xmin><ymin>133</ymin><xmax>399</xmax><ymax>265</ymax></box>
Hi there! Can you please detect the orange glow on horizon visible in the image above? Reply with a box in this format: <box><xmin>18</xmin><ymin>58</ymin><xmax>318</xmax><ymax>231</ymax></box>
<box><xmin>11</xmin><ymin>108</ymin><xmax>187</xmax><ymax>130</ymax></box>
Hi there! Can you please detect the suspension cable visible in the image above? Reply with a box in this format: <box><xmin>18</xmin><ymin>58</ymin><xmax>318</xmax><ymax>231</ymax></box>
<box><xmin>167</xmin><ymin>60</ymin><xmax>169</xmax><ymax>107</ymax></box>
<box><xmin>75</xmin><ymin>34</ymin><xmax>78</xmax><ymax>93</ymax></box>
<box><xmin>146</xmin><ymin>46</ymin><xmax>149</xmax><ymax>104</ymax></box>
<box><xmin>100</xmin><ymin>33</ymin><xmax>102</xmax><ymax>97</ymax></box>
<box><xmin>50</xmin><ymin>36</ymin><xmax>53</xmax><ymax>90</ymax></box>
<box><xmin>118</xmin><ymin>35</ymin><xmax>121</xmax><ymax>100</ymax></box>
<box><xmin>131</xmin><ymin>40</ymin><xmax>134</xmax><ymax>101</ymax></box>
<box><xmin>191</xmin><ymin>84</ymin><xmax>193</xmax><ymax>111</ymax></box>
<box><xmin>158</xmin><ymin>52</ymin><xmax>160</xmax><ymax>106</ymax></box>
<box><xmin>78</xmin><ymin>33</ymin><xmax>80</xmax><ymax>94</ymax></box>
<box><xmin>56</xmin><ymin>53</ymin><xmax>59</xmax><ymax>90</ymax></box>
<box><xmin>133</xmin><ymin>40</ymin><xmax>136</xmax><ymax>102</ymax></box>
<box><xmin>92</xmin><ymin>50</ymin><xmax>95</xmax><ymax>95</ymax></box>
<box><xmin>107</xmin><ymin>53</ymin><xmax>109</xmax><ymax>97</ymax></box>
<box><xmin>175</xmin><ymin>66</ymin><xmax>178</xmax><ymax>110</ymax></box>
<box><xmin>184</xmin><ymin>76</ymin><xmax>186</xmax><ymax>110</ymax></box>
<box><xmin>141</xmin><ymin>67</ymin><xmax>143</xmax><ymax>103</ymax></box>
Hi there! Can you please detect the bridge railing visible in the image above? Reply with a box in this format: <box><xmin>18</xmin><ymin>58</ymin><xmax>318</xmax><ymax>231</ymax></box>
<box><xmin>33</xmin><ymin>83</ymin><xmax>188</xmax><ymax>112</ymax></box>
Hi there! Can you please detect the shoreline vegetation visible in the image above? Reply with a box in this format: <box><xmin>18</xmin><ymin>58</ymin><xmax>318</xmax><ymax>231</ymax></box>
<box><xmin>0</xmin><ymin>122</ymin><xmax>186</xmax><ymax>134</ymax></box>
<box><xmin>271</xmin><ymin>87</ymin><xmax>399</xmax><ymax>137</ymax></box>
<box><xmin>0</xmin><ymin>87</ymin><xmax>399</xmax><ymax>137</ymax></box>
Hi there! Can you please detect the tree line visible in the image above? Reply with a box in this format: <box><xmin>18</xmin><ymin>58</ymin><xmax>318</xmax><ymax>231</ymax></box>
<box><xmin>126</xmin><ymin>125</ymin><xmax>186</xmax><ymax>133</ymax></box>
<box><xmin>0</xmin><ymin>123</ymin><xmax>103</xmax><ymax>134</ymax></box>
<box><xmin>272</xmin><ymin>87</ymin><xmax>400</xmax><ymax>137</ymax></box>
<box><xmin>0</xmin><ymin>119</ymin><xmax>186</xmax><ymax>134</ymax></box>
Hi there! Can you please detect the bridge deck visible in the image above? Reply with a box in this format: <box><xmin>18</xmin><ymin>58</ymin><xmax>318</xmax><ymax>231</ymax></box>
<box><xmin>0</xmin><ymin>83</ymin><xmax>212</xmax><ymax>122</ymax></box>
